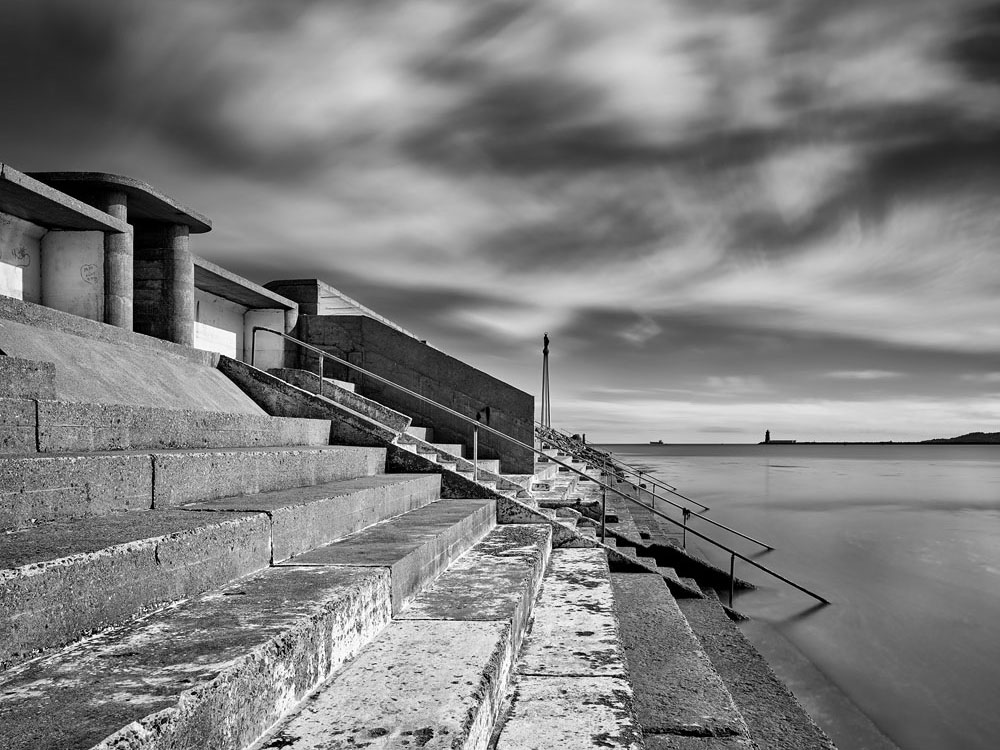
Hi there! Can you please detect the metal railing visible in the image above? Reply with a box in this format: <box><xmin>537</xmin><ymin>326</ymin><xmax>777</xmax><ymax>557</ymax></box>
<box><xmin>535</xmin><ymin>424</ymin><xmax>773</xmax><ymax>551</ymax></box>
<box><xmin>251</xmin><ymin>326</ymin><xmax>828</xmax><ymax>606</ymax></box>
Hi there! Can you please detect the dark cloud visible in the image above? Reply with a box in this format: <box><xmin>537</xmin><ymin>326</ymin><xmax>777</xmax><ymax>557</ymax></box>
<box><xmin>949</xmin><ymin>2</ymin><xmax>1000</xmax><ymax>84</ymax></box>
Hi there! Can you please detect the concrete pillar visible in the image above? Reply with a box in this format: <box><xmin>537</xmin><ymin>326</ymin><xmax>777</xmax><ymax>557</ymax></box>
<box><xmin>164</xmin><ymin>225</ymin><xmax>193</xmax><ymax>346</ymax></box>
<box><xmin>100</xmin><ymin>190</ymin><xmax>133</xmax><ymax>330</ymax></box>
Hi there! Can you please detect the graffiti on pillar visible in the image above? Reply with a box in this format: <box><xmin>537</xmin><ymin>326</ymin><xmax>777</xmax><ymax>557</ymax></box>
<box><xmin>9</xmin><ymin>246</ymin><xmax>31</xmax><ymax>268</ymax></box>
<box><xmin>80</xmin><ymin>264</ymin><xmax>99</xmax><ymax>284</ymax></box>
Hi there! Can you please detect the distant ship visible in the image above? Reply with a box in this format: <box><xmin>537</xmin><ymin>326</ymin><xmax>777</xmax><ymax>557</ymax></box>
<box><xmin>649</xmin><ymin>440</ymin><xmax>664</xmax><ymax>445</ymax></box>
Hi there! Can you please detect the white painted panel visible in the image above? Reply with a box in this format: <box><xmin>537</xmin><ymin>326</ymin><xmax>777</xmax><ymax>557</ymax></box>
<box><xmin>0</xmin><ymin>262</ymin><xmax>23</xmax><ymax>299</ymax></box>
<box><xmin>194</xmin><ymin>288</ymin><xmax>247</xmax><ymax>360</ymax></box>
<box><xmin>193</xmin><ymin>321</ymin><xmax>238</xmax><ymax>358</ymax></box>
<box><xmin>244</xmin><ymin>308</ymin><xmax>286</xmax><ymax>368</ymax></box>
<box><xmin>0</xmin><ymin>212</ymin><xmax>44</xmax><ymax>303</ymax></box>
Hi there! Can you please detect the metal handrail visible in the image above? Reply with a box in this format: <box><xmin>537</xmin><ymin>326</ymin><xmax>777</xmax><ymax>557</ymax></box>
<box><xmin>251</xmin><ymin>326</ymin><xmax>828</xmax><ymax>605</ymax></box>
<box><xmin>532</xmin><ymin>426</ymin><xmax>776</xmax><ymax>551</ymax></box>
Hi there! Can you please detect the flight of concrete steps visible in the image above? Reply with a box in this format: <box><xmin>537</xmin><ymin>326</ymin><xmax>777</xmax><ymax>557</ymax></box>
<box><xmin>1</xmin><ymin>342</ymin><xmax>837</xmax><ymax>749</ymax></box>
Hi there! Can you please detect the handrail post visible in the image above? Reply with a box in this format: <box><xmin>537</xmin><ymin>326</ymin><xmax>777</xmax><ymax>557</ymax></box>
<box><xmin>729</xmin><ymin>553</ymin><xmax>736</xmax><ymax>607</ymax></box>
<box><xmin>251</xmin><ymin>327</ymin><xmax>257</xmax><ymax>368</ymax></box>
<box><xmin>682</xmin><ymin>508</ymin><xmax>689</xmax><ymax>550</ymax></box>
<box><xmin>473</xmin><ymin>424</ymin><xmax>479</xmax><ymax>483</ymax></box>
<box><xmin>601</xmin><ymin>482</ymin><xmax>607</xmax><ymax>544</ymax></box>
<box><xmin>318</xmin><ymin>353</ymin><xmax>324</xmax><ymax>398</ymax></box>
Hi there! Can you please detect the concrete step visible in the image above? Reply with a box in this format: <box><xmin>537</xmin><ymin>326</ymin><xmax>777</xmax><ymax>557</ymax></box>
<box><xmin>0</xmin><ymin>445</ymin><xmax>385</xmax><ymax>528</ymax></box>
<box><xmin>494</xmin><ymin>548</ymin><xmax>643</xmax><ymax>750</ymax></box>
<box><xmin>610</xmin><ymin>573</ymin><xmax>750</xmax><ymax>745</ymax></box>
<box><xmin>266</xmin><ymin>367</ymin><xmax>408</xmax><ymax>430</ymax></box>
<box><xmin>677</xmin><ymin>590</ymin><xmax>837</xmax><ymax>750</ymax></box>
<box><xmin>397</xmin><ymin>433</ymin><xmax>527</xmax><ymax>497</ymax></box>
<box><xmin>279</xmin><ymin>497</ymin><xmax>496</xmax><ymax>613</ymax></box>
<box><xmin>430</xmin><ymin>442</ymin><xmax>464</xmax><ymax>457</ymax></box>
<box><xmin>0</xmin><ymin>474</ymin><xmax>439</xmax><ymax>668</ymax></box>
<box><xmin>532</xmin><ymin>462</ymin><xmax>558</xmax><ymax>480</ymax></box>
<box><xmin>475</xmin><ymin>458</ymin><xmax>501</xmax><ymax>474</ymax></box>
<box><xmin>0</xmin><ymin>565</ymin><xmax>392</xmax><ymax>750</ymax></box>
<box><xmin>405</xmin><ymin>424</ymin><xmax>433</xmax><ymax>442</ymax></box>
<box><xmin>0</xmin><ymin>398</ymin><xmax>333</xmax><ymax>454</ymax></box>
<box><xmin>258</xmin><ymin>524</ymin><xmax>553</xmax><ymax>749</ymax></box>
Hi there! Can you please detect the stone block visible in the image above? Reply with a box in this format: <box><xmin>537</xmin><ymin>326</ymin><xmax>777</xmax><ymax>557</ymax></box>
<box><xmin>0</xmin><ymin>566</ymin><xmax>391</xmax><ymax>750</ymax></box>
<box><xmin>0</xmin><ymin>397</ymin><xmax>36</xmax><ymax>454</ymax></box>
<box><xmin>0</xmin><ymin>453</ymin><xmax>153</xmax><ymax>529</ymax></box>
<box><xmin>151</xmin><ymin>446</ymin><xmax>384</xmax><ymax>508</ymax></box>
<box><xmin>0</xmin><ymin>510</ymin><xmax>270</xmax><ymax>667</ymax></box>
<box><xmin>0</xmin><ymin>355</ymin><xmax>55</xmax><ymax>399</ymax></box>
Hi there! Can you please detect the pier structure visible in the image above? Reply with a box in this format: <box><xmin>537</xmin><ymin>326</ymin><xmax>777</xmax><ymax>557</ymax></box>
<box><xmin>0</xmin><ymin>162</ymin><xmax>836</xmax><ymax>749</ymax></box>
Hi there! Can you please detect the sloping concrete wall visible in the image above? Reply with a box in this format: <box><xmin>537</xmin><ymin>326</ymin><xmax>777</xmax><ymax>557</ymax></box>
<box><xmin>0</xmin><ymin>296</ymin><xmax>264</xmax><ymax>414</ymax></box>
<box><xmin>291</xmin><ymin>315</ymin><xmax>534</xmax><ymax>473</ymax></box>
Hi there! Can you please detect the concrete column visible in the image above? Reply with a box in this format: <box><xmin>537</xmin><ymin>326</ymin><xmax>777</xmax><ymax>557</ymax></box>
<box><xmin>164</xmin><ymin>224</ymin><xmax>194</xmax><ymax>346</ymax></box>
<box><xmin>100</xmin><ymin>190</ymin><xmax>133</xmax><ymax>330</ymax></box>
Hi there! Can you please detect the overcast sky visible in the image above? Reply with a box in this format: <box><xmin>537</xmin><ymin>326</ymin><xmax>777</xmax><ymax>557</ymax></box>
<box><xmin>5</xmin><ymin>0</ymin><xmax>1000</xmax><ymax>442</ymax></box>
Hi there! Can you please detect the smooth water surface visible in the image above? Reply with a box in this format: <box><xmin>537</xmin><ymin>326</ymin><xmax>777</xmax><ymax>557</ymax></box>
<box><xmin>598</xmin><ymin>444</ymin><xmax>1000</xmax><ymax>750</ymax></box>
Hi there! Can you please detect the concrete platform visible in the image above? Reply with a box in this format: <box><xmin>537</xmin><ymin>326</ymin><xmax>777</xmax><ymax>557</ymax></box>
<box><xmin>401</xmin><ymin>524</ymin><xmax>551</xmax><ymax>655</ymax></box>
<box><xmin>610</xmin><ymin>573</ymin><xmax>748</xmax><ymax>741</ymax></box>
<box><xmin>0</xmin><ymin>509</ymin><xmax>270</xmax><ymax>667</ymax></box>
<box><xmin>0</xmin><ymin>565</ymin><xmax>391</xmax><ymax>750</ymax></box>
<box><xmin>678</xmin><ymin>590</ymin><xmax>837</xmax><ymax>750</ymax></box>
<box><xmin>518</xmin><ymin>548</ymin><xmax>627</xmax><ymax>677</ymax></box>
<box><xmin>185</xmin><ymin>473</ymin><xmax>441</xmax><ymax>561</ymax></box>
<box><xmin>259</xmin><ymin>620</ymin><xmax>513</xmax><ymax>750</ymax></box>
<box><xmin>280</xmin><ymin>497</ymin><xmax>495</xmax><ymax>613</ymax></box>
<box><xmin>496</xmin><ymin>675</ymin><xmax>643</xmax><ymax>750</ymax></box>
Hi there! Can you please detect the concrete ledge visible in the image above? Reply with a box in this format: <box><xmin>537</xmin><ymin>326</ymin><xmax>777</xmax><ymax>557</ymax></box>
<box><xmin>0</xmin><ymin>356</ymin><xmax>55</xmax><ymax>399</ymax></box>
<box><xmin>219</xmin><ymin>356</ymin><xmax>402</xmax><ymax>446</ymax></box>
<box><xmin>34</xmin><ymin>400</ymin><xmax>331</xmax><ymax>452</ymax></box>
<box><xmin>610</xmin><ymin>572</ymin><xmax>748</xmax><ymax>739</ymax></box>
<box><xmin>401</xmin><ymin>524</ymin><xmax>552</xmax><ymax>657</ymax></box>
<box><xmin>280</xmin><ymin>497</ymin><xmax>495</xmax><ymax>613</ymax></box>
<box><xmin>268</xmin><ymin>367</ymin><xmax>411</xmax><ymax>431</ymax></box>
<box><xmin>0</xmin><ymin>566</ymin><xmax>391</xmax><ymax>750</ymax></box>
<box><xmin>0</xmin><ymin>453</ymin><xmax>153</xmax><ymax>529</ymax></box>
<box><xmin>0</xmin><ymin>398</ymin><xmax>36</xmax><ymax>454</ymax></box>
<box><xmin>0</xmin><ymin>510</ymin><xmax>270</xmax><ymax>667</ymax></box>
<box><xmin>151</xmin><ymin>445</ymin><xmax>385</xmax><ymax>508</ymax></box>
<box><xmin>677</xmin><ymin>590</ymin><xmax>837</xmax><ymax>750</ymax></box>
<box><xmin>259</xmin><ymin>620</ymin><xmax>513</xmax><ymax>750</ymax></box>
<box><xmin>186</xmin><ymin>473</ymin><xmax>442</xmax><ymax>562</ymax></box>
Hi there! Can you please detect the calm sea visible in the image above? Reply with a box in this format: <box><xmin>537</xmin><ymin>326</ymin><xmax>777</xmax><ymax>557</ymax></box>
<box><xmin>597</xmin><ymin>444</ymin><xmax>1000</xmax><ymax>750</ymax></box>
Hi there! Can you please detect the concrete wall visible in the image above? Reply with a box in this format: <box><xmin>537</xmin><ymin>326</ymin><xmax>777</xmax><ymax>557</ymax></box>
<box><xmin>194</xmin><ymin>288</ymin><xmax>246</xmax><ymax>360</ymax></box>
<box><xmin>40</xmin><ymin>230</ymin><xmax>104</xmax><ymax>322</ymax></box>
<box><xmin>291</xmin><ymin>315</ymin><xmax>535</xmax><ymax>473</ymax></box>
<box><xmin>0</xmin><ymin>212</ymin><xmax>44</xmax><ymax>304</ymax></box>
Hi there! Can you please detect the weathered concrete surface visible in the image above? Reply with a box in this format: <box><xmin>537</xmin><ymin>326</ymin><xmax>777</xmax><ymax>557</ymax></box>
<box><xmin>281</xmin><ymin>497</ymin><xmax>495</xmax><ymax>613</ymax></box>
<box><xmin>401</xmin><ymin>524</ymin><xmax>551</xmax><ymax>657</ymax></box>
<box><xmin>0</xmin><ymin>397</ymin><xmax>36</xmax><ymax>454</ymax></box>
<box><xmin>0</xmin><ymin>510</ymin><xmax>270</xmax><ymax>667</ymax></box>
<box><xmin>34</xmin><ymin>400</ymin><xmax>331</xmax><ymax>452</ymax></box>
<box><xmin>496</xmin><ymin>676</ymin><xmax>643</xmax><ymax>750</ymax></box>
<box><xmin>643</xmin><ymin>736</ymin><xmax>755</xmax><ymax>749</ymax></box>
<box><xmin>187</xmin><ymin>473</ymin><xmax>441</xmax><ymax>562</ymax></box>
<box><xmin>0</xmin><ymin>355</ymin><xmax>55</xmax><ymax>399</ymax></box>
<box><xmin>218</xmin><ymin>356</ymin><xmax>401</xmax><ymax>447</ymax></box>
<box><xmin>386</xmin><ymin>443</ymin><xmax>506</xmax><ymax>501</ymax></box>
<box><xmin>0</xmin><ymin>452</ymin><xmax>153</xmax><ymax>529</ymax></box>
<box><xmin>0</xmin><ymin>566</ymin><xmax>391</xmax><ymax>750</ymax></box>
<box><xmin>259</xmin><ymin>620</ymin><xmax>513</xmax><ymax>750</ymax></box>
<box><xmin>518</xmin><ymin>548</ymin><xmax>627</xmax><ymax>678</ymax></box>
<box><xmin>151</xmin><ymin>445</ymin><xmax>384</xmax><ymax>507</ymax></box>
<box><xmin>609</xmin><ymin>573</ymin><xmax>748</xmax><ymax>740</ymax></box>
<box><xmin>678</xmin><ymin>590</ymin><xmax>837</xmax><ymax>750</ymax></box>
<box><xmin>0</xmin><ymin>303</ymin><xmax>263</xmax><ymax>412</ymax></box>
<box><xmin>268</xmin><ymin>367</ymin><xmax>411</xmax><ymax>431</ymax></box>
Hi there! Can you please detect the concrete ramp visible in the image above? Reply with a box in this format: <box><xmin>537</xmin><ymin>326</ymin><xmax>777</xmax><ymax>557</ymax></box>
<box><xmin>0</xmin><ymin>316</ymin><xmax>263</xmax><ymax>414</ymax></box>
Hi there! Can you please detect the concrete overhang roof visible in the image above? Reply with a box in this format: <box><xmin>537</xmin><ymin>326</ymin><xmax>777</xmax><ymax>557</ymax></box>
<box><xmin>28</xmin><ymin>171</ymin><xmax>212</xmax><ymax>234</ymax></box>
<box><xmin>194</xmin><ymin>256</ymin><xmax>296</xmax><ymax>310</ymax></box>
<box><xmin>0</xmin><ymin>164</ymin><xmax>130</xmax><ymax>233</ymax></box>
